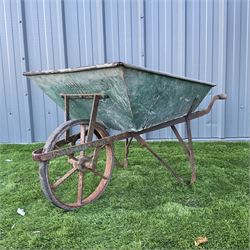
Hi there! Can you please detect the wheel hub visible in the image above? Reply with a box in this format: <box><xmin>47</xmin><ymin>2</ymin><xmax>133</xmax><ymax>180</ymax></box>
<box><xmin>77</xmin><ymin>156</ymin><xmax>92</xmax><ymax>171</ymax></box>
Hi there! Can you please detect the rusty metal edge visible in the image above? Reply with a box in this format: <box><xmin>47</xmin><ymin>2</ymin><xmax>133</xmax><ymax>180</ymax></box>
<box><xmin>32</xmin><ymin>94</ymin><xmax>226</xmax><ymax>162</ymax></box>
<box><xmin>23</xmin><ymin>62</ymin><xmax>216</xmax><ymax>87</ymax></box>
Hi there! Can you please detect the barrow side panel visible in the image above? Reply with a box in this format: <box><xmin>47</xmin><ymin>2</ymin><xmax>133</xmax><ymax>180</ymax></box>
<box><xmin>124</xmin><ymin>68</ymin><xmax>212</xmax><ymax>130</ymax></box>
<box><xmin>27</xmin><ymin>64</ymin><xmax>213</xmax><ymax>132</ymax></box>
<box><xmin>28</xmin><ymin>67</ymin><xmax>135</xmax><ymax>131</ymax></box>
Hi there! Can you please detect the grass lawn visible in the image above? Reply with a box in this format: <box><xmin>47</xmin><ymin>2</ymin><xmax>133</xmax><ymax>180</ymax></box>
<box><xmin>0</xmin><ymin>141</ymin><xmax>249</xmax><ymax>249</ymax></box>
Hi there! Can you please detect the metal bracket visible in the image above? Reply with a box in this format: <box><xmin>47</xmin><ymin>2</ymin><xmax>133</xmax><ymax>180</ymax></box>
<box><xmin>171</xmin><ymin>123</ymin><xmax>196</xmax><ymax>185</ymax></box>
<box><xmin>60</xmin><ymin>93</ymin><xmax>108</xmax><ymax>141</ymax></box>
<box><xmin>124</xmin><ymin>137</ymin><xmax>133</xmax><ymax>168</ymax></box>
<box><xmin>86</xmin><ymin>95</ymin><xmax>99</xmax><ymax>142</ymax></box>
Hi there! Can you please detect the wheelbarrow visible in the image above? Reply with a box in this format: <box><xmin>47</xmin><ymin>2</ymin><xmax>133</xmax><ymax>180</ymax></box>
<box><xmin>24</xmin><ymin>62</ymin><xmax>226</xmax><ymax>211</ymax></box>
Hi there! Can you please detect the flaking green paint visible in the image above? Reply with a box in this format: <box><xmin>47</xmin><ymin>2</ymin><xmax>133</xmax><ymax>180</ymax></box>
<box><xmin>27</xmin><ymin>64</ymin><xmax>213</xmax><ymax>131</ymax></box>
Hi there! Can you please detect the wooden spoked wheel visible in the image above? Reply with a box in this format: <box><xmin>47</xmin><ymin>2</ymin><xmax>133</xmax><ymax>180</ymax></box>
<box><xmin>39</xmin><ymin>119</ymin><xmax>113</xmax><ymax>211</ymax></box>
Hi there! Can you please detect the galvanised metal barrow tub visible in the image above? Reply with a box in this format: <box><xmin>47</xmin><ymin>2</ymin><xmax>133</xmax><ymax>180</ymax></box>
<box><xmin>24</xmin><ymin>62</ymin><xmax>226</xmax><ymax>211</ymax></box>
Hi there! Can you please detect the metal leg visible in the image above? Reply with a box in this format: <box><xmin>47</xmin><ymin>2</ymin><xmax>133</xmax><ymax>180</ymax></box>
<box><xmin>134</xmin><ymin>134</ymin><xmax>183</xmax><ymax>183</ymax></box>
<box><xmin>171</xmin><ymin>122</ymin><xmax>196</xmax><ymax>185</ymax></box>
<box><xmin>80</xmin><ymin>124</ymin><xmax>86</xmax><ymax>157</ymax></box>
<box><xmin>186</xmin><ymin>119</ymin><xmax>196</xmax><ymax>184</ymax></box>
<box><xmin>87</xmin><ymin>95</ymin><xmax>100</xmax><ymax>142</ymax></box>
<box><xmin>171</xmin><ymin>125</ymin><xmax>190</xmax><ymax>157</ymax></box>
<box><xmin>124</xmin><ymin>137</ymin><xmax>133</xmax><ymax>168</ymax></box>
<box><xmin>64</xmin><ymin>95</ymin><xmax>70</xmax><ymax>141</ymax></box>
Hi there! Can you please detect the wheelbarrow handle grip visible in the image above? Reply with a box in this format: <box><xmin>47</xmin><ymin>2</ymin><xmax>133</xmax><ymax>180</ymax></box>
<box><xmin>217</xmin><ymin>94</ymin><xmax>227</xmax><ymax>100</ymax></box>
<box><xmin>188</xmin><ymin>93</ymin><xmax>227</xmax><ymax>120</ymax></box>
<box><xmin>206</xmin><ymin>93</ymin><xmax>227</xmax><ymax>112</ymax></box>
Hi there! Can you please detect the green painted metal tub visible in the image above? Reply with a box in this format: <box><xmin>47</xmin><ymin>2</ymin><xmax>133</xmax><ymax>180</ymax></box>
<box><xmin>24</xmin><ymin>62</ymin><xmax>215</xmax><ymax>131</ymax></box>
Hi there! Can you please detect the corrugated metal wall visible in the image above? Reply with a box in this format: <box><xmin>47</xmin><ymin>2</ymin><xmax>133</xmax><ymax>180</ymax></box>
<box><xmin>0</xmin><ymin>0</ymin><xmax>249</xmax><ymax>143</ymax></box>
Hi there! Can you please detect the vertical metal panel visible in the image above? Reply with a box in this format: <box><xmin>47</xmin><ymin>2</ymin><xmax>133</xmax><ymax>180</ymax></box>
<box><xmin>0</xmin><ymin>0</ymin><xmax>249</xmax><ymax>143</ymax></box>
<box><xmin>117</xmin><ymin>0</ymin><xmax>133</xmax><ymax>62</ymax></box>
<box><xmin>103</xmin><ymin>0</ymin><xmax>144</xmax><ymax>64</ymax></box>
<box><xmin>24</xmin><ymin>0</ymin><xmax>65</xmax><ymax>141</ymax></box>
<box><xmin>0</xmin><ymin>0</ymin><xmax>11</xmax><ymax>143</ymax></box>
<box><xmin>240</xmin><ymin>0</ymin><xmax>250</xmax><ymax>137</ymax></box>
<box><xmin>197</xmin><ymin>0</ymin><xmax>213</xmax><ymax>138</ymax></box>
<box><xmin>226</xmin><ymin>0</ymin><xmax>250</xmax><ymax>138</ymax></box>
<box><xmin>185</xmin><ymin>0</ymin><xmax>229</xmax><ymax>139</ymax></box>
<box><xmin>104</xmin><ymin>0</ymin><xmax>120</xmax><ymax>61</ymax></box>
<box><xmin>64</xmin><ymin>0</ymin><xmax>105</xmax><ymax>66</ymax></box>
<box><xmin>131</xmin><ymin>0</ymin><xmax>145</xmax><ymax>66</ymax></box>
<box><xmin>0</xmin><ymin>0</ymin><xmax>32</xmax><ymax>143</ymax></box>
<box><xmin>212</xmin><ymin>0</ymin><xmax>227</xmax><ymax>139</ymax></box>
<box><xmin>145</xmin><ymin>0</ymin><xmax>186</xmax><ymax>140</ymax></box>
<box><xmin>185</xmin><ymin>0</ymin><xmax>201</xmax><ymax>138</ymax></box>
<box><xmin>225</xmin><ymin>0</ymin><xmax>241</xmax><ymax>137</ymax></box>
<box><xmin>224</xmin><ymin>0</ymin><xmax>250</xmax><ymax>138</ymax></box>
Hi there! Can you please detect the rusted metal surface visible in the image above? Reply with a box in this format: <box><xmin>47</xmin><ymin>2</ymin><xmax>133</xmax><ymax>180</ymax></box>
<box><xmin>33</xmin><ymin>130</ymin><xmax>132</xmax><ymax>161</ymax></box>
<box><xmin>32</xmin><ymin>94</ymin><xmax>227</xmax><ymax>162</ymax></box>
<box><xmin>186</xmin><ymin>119</ymin><xmax>196</xmax><ymax>184</ymax></box>
<box><xmin>62</xmin><ymin>93</ymin><xmax>106</xmax><ymax>142</ymax></box>
<box><xmin>80</xmin><ymin>124</ymin><xmax>86</xmax><ymax>156</ymax></box>
<box><xmin>39</xmin><ymin>119</ymin><xmax>113</xmax><ymax>210</ymax></box>
<box><xmin>51</xmin><ymin>165</ymin><xmax>78</xmax><ymax>189</ymax></box>
<box><xmin>124</xmin><ymin>137</ymin><xmax>133</xmax><ymax>168</ymax></box>
<box><xmin>77</xmin><ymin>171</ymin><xmax>84</xmax><ymax>205</ymax></box>
<box><xmin>64</xmin><ymin>95</ymin><xmax>70</xmax><ymax>140</ymax></box>
<box><xmin>87</xmin><ymin>95</ymin><xmax>100</xmax><ymax>142</ymax></box>
<box><xmin>165</xmin><ymin>99</ymin><xmax>198</xmax><ymax>184</ymax></box>
<box><xmin>171</xmin><ymin>125</ymin><xmax>190</xmax><ymax>157</ymax></box>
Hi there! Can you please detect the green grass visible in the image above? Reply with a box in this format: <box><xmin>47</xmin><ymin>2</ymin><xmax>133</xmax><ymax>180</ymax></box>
<box><xmin>0</xmin><ymin>141</ymin><xmax>249</xmax><ymax>249</ymax></box>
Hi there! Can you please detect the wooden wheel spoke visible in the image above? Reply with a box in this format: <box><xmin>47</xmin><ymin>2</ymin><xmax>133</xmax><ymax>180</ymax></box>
<box><xmin>68</xmin><ymin>156</ymin><xmax>78</xmax><ymax>164</ymax></box>
<box><xmin>40</xmin><ymin>119</ymin><xmax>113</xmax><ymax>211</ymax></box>
<box><xmin>51</xmin><ymin>166</ymin><xmax>78</xmax><ymax>189</ymax></box>
<box><xmin>77</xmin><ymin>171</ymin><xmax>84</xmax><ymax>205</ymax></box>
<box><xmin>85</xmin><ymin>167</ymin><xmax>108</xmax><ymax>180</ymax></box>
